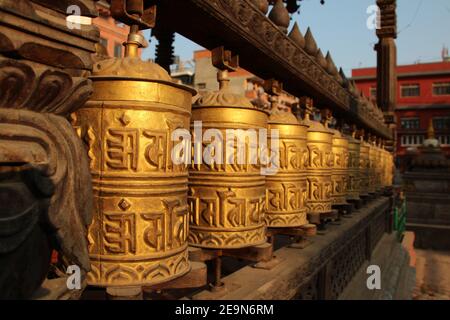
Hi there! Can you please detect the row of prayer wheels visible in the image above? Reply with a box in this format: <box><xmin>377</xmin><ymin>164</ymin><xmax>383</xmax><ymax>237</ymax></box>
<box><xmin>73</xmin><ymin>49</ymin><xmax>394</xmax><ymax>289</ymax></box>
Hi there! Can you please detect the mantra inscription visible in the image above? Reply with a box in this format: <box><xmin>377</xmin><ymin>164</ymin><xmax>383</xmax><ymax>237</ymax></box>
<box><xmin>188</xmin><ymin>187</ymin><xmax>266</xmax><ymax>248</ymax></box>
<box><xmin>265</xmin><ymin>117</ymin><xmax>309</xmax><ymax>227</ymax></box>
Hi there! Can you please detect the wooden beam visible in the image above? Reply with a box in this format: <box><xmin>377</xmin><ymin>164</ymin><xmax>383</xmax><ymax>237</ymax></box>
<box><xmin>157</xmin><ymin>0</ymin><xmax>392</xmax><ymax>139</ymax></box>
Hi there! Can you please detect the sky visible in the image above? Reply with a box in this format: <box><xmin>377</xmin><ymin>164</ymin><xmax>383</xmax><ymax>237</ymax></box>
<box><xmin>142</xmin><ymin>0</ymin><xmax>450</xmax><ymax>77</ymax></box>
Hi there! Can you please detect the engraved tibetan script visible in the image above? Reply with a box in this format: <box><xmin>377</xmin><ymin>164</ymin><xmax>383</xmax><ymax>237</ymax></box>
<box><xmin>103</xmin><ymin>212</ymin><xmax>136</xmax><ymax>254</ymax></box>
<box><xmin>141</xmin><ymin>200</ymin><xmax>188</xmax><ymax>251</ymax></box>
<box><xmin>106</xmin><ymin>128</ymin><xmax>139</xmax><ymax>171</ymax></box>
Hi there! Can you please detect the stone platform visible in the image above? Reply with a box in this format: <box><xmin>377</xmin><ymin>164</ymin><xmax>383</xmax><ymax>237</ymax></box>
<box><xmin>189</xmin><ymin>197</ymin><xmax>393</xmax><ymax>300</ymax></box>
<box><xmin>339</xmin><ymin>232</ymin><xmax>415</xmax><ymax>300</ymax></box>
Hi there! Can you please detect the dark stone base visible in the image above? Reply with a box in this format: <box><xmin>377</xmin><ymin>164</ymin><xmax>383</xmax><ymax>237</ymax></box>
<box><xmin>339</xmin><ymin>233</ymin><xmax>415</xmax><ymax>300</ymax></box>
<box><xmin>308</xmin><ymin>210</ymin><xmax>338</xmax><ymax>226</ymax></box>
<box><xmin>333</xmin><ymin>203</ymin><xmax>354</xmax><ymax>216</ymax></box>
<box><xmin>348</xmin><ymin>198</ymin><xmax>363</xmax><ymax>210</ymax></box>
<box><xmin>406</xmin><ymin>223</ymin><xmax>450</xmax><ymax>250</ymax></box>
<box><xmin>191</xmin><ymin>198</ymin><xmax>392</xmax><ymax>300</ymax></box>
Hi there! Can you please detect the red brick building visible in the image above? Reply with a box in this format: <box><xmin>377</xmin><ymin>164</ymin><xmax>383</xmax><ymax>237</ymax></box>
<box><xmin>352</xmin><ymin>60</ymin><xmax>450</xmax><ymax>161</ymax></box>
<box><xmin>192</xmin><ymin>49</ymin><xmax>297</xmax><ymax>109</ymax></box>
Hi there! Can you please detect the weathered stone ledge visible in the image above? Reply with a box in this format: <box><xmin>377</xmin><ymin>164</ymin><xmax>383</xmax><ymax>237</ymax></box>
<box><xmin>339</xmin><ymin>232</ymin><xmax>415</xmax><ymax>300</ymax></box>
<box><xmin>191</xmin><ymin>197</ymin><xmax>391</xmax><ymax>300</ymax></box>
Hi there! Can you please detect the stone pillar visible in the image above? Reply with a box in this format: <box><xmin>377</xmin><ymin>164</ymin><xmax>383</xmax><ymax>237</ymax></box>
<box><xmin>0</xmin><ymin>0</ymin><xmax>98</xmax><ymax>299</ymax></box>
<box><xmin>153</xmin><ymin>23</ymin><xmax>175</xmax><ymax>73</ymax></box>
<box><xmin>375</xmin><ymin>0</ymin><xmax>397</xmax><ymax>115</ymax></box>
<box><xmin>375</xmin><ymin>0</ymin><xmax>397</xmax><ymax>160</ymax></box>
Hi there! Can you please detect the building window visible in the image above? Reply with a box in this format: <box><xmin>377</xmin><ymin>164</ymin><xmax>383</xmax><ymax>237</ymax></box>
<box><xmin>400</xmin><ymin>135</ymin><xmax>424</xmax><ymax>146</ymax></box>
<box><xmin>197</xmin><ymin>83</ymin><xmax>206</xmax><ymax>90</ymax></box>
<box><xmin>99</xmin><ymin>37</ymin><xmax>108</xmax><ymax>49</ymax></box>
<box><xmin>433</xmin><ymin>82</ymin><xmax>450</xmax><ymax>96</ymax></box>
<box><xmin>370</xmin><ymin>87</ymin><xmax>377</xmax><ymax>99</ymax></box>
<box><xmin>437</xmin><ymin>135</ymin><xmax>450</xmax><ymax>145</ymax></box>
<box><xmin>114</xmin><ymin>43</ymin><xmax>122</xmax><ymax>58</ymax></box>
<box><xmin>433</xmin><ymin>117</ymin><xmax>450</xmax><ymax>130</ymax></box>
<box><xmin>401</xmin><ymin>84</ymin><xmax>420</xmax><ymax>97</ymax></box>
<box><xmin>400</xmin><ymin>118</ymin><xmax>420</xmax><ymax>130</ymax></box>
<box><xmin>115</xmin><ymin>21</ymin><xmax>126</xmax><ymax>28</ymax></box>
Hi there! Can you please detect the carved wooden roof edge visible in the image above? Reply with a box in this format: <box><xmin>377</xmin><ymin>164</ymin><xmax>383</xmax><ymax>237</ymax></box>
<box><xmin>166</xmin><ymin>0</ymin><xmax>392</xmax><ymax>139</ymax></box>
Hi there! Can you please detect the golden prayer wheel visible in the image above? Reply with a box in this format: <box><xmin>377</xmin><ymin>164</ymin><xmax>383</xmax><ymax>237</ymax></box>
<box><xmin>387</xmin><ymin>152</ymin><xmax>394</xmax><ymax>186</ymax></box>
<box><xmin>188</xmin><ymin>70</ymin><xmax>268</xmax><ymax>249</ymax></box>
<box><xmin>74</xmin><ymin>53</ymin><xmax>196</xmax><ymax>287</ymax></box>
<box><xmin>384</xmin><ymin>149</ymin><xmax>393</xmax><ymax>187</ymax></box>
<box><xmin>304</xmin><ymin>108</ymin><xmax>333</xmax><ymax>224</ymax></box>
<box><xmin>367</xmin><ymin>139</ymin><xmax>377</xmax><ymax>194</ymax></box>
<box><xmin>346</xmin><ymin>132</ymin><xmax>361</xmax><ymax>201</ymax></box>
<box><xmin>388</xmin><ymin>151</ymin><xmax>393</xmax><ymax>186</ymax></box>
<box><xmin>265</xmin><ymin>111</ymin><xmax>309</xmax><ymax>227</ymax></box>
<box><xmin>359</xmin><ymin>138</ymin><xmax>370</xmax><ymax>197</ymax></box>
<box><xmin>374</xmin><ymin>144</ymin><xmax>383</xmax><ymax>191</ymax></box>
<box><xmin>380</xmin><ymin>148</ymin><xmax>387</xmax><ymax>188</ymax></box>
<box><xmin>330</xmin><ymin>128</ymin><xmax>349</xmax><ymax>206</ymax></box>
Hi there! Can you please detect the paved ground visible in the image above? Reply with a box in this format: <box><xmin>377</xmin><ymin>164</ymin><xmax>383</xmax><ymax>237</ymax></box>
<box><xmin>413</xmin><ymin>249</ymin><xmax>450</xmax><ymax>300</ymax></box>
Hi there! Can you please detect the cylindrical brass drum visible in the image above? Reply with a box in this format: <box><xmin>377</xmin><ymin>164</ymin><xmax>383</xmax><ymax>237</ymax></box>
<box><xmin>368</xmin><ymin>142</ymin><xmax>377</xmax><ymax>194</ymax></box>
<box><xmin>388</xmin><ymin>153</ymin><xmax>395</xmax><ymax>186</ymax></box>
<box><xmin>386</xmin><ymin>152</ymin><xmax>394</xmax><ymax>186</ymax></box>
<box><xmin>384</xmin><ymin>149</ymin><xmax>393</xmax><ymax>187</ymax></box>
<box><xmin>374</xmin><ymin>145</ymin><xmax>383</xmax><ymax>191</ymax></box>
<box><xmin>359</xmin><ymin>140</ymin><xmax>370</xmax><ymax>197</ymax></box>
<box><xmin>380</xmin><ymin>148</ymin><xmax>387</xmax><ymax>188</ymax></box>
<box><xmin>346</xmin><ymin>134</ymin><xmax>361</xmax><ymax>201</ymax></box>
<box><xmin>330</xmin><ymin>129</ymin><xmax>349</xmax><ymax>206</ymax></box>
<box><xmin>188</xmin><ymin>83</ymin><xmax>268</xmax><ymax>249</ymax></box>
<box><xmin>75</xmin><ymin>57</ymin><xmax>195</xmax><ymax>287</ymax></box>
<box><xmin>265</xmin><ymin>112</ymin><xmax>309</xmax><ymax>227</ymax></box>
<box><xmin>306</xmin><ymin>118</ymin><xmax>333</xmax><ymax>224</ymax></box>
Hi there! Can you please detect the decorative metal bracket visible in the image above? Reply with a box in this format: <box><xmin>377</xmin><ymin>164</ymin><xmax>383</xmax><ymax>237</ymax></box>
<box><xmin>263</xmin><ymin>79</ymin><xmax>283</xmax><ymax>96</ymax></box>
<box><xmin>211</xmin><ymin>46</ymin><xmax>239</xmax><ymax>72</ymax></box>
<box><xmin>110</xmin><ymin>0</ymin><xmax>157</xmax><ymax>29</ymax></box>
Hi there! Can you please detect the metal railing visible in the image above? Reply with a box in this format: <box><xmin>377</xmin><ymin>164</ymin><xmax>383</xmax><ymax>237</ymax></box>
<box><xmin>393</xmin><ymin>196</ymin><xmax>406</xmax><ymax>242</ymax></box>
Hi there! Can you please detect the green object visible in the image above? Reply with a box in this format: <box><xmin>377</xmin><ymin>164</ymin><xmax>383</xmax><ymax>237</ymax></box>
<box><xmin>393</xmin><ymin>198</ymin><xmax>407</xmax><ymax>242</ymax></box>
